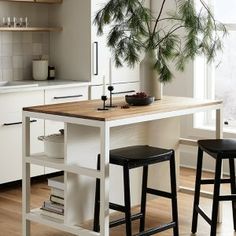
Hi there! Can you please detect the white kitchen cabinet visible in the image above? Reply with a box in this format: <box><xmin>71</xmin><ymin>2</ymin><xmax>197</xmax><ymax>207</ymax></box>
<box><xmin>49</xmin><ymin>0</ymin><xmax>140</xmax><ymax>85</ymax></box>
<box><xmin>0</xmin><ymin>85</ymin><xmax>90</xmax><ymax>184</ymax></box>
<box><xmin>0</xmin><ymin>91</ymin><xmax>44</xmax><ymax>184</ymax></box>
<box><xmin>91</xmin><ymin>0</ymin><xmax>110</xmax><ymax>84</ymax></box>
<box><xmin>49</xmin><ymin>0</ymin><xmax>109</xmax><ymax>84</ymax></box>
<box><xmin>44</xmin><ymin>86</ymin><xmax>89</xmax><ymax>174</ymax></box>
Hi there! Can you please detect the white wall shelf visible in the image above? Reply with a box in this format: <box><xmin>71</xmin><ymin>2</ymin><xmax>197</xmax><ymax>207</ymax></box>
<box><xmin>0</xmin><ymin>27</ymin><xmax>62</xmax><ymax>32</ymax></box>
<box><xmin>0</xmin><ymin>0</ymin><xmax>63</xmax><ymax>4</ymax></box>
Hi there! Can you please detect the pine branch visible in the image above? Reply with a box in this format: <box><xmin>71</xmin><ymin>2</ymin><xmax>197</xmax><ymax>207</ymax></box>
<box><xmin>155</xmin><ymin>25</ymin><xmax>185</xmax><ymax>47</ymax></box>
<box><xmin>135</xmin><ymin>0</ymin><xmax>152</xmax><ymax>35</ymax></box>
<box><xmin>152</xmin><ymin>0</ymin><xmax>167</xmax><ymax>35</ymax></box>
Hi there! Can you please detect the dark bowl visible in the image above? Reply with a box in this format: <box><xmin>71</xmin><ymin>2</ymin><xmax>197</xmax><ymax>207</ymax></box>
<box><xmin>125</xmin><ymin>96</ymin><xmax>155</xmax><ymax>106</ymax></box>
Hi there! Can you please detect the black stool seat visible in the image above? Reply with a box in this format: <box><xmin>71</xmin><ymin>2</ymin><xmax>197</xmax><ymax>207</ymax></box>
<box><xmin>110</xmin><ymin>145</ymin><xmax>173</xmax><ymax>168</ymax></box>
<box><xmin>192</xmin><ymin>139</ymin><xmax>236</xmax><ymax>236</ymax></box>
<box><xmin>198</xmin><ymin>139</ymin><xmax>236</xmax><ymax>156</ymax></box>
<box><xmin>94</xmin><ymin>145</ymin><xmax>179</xmax><ymax>236</ymax></box>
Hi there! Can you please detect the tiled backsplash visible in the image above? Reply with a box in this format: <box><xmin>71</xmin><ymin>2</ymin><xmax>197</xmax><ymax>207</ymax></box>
<box><xmin>0</xmin><ymin>32</ymin><xmax>49</xmax><ymax>81</ymax></box>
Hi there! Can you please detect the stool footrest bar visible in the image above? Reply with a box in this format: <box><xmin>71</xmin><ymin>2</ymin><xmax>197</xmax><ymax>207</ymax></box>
<box><xmin>200</xmin><ymin>178</ymin><xmax>232</xmax><ymax>185</ymax></box>
<box><xmin>109</xmin><ymin>202</ymin><xmax>126</xmax><ymax>212</ymax></box>
<box><xmin>195</xmin><ymin>206</ymin><xmax>212</xmax><ymax>225</ymax></box>
<box><xmin>134</xmin><ymin>222</ymin><xmax>176</xmax><ymax>236</ymax></box>
<box><xmin>219</xmin><ymin>195</ymin><xmax>236</xmax><ymax>201</ymax></box>
<box><xmin>147</xmin><ymin>188</ymin><xmax>173</xmax><ymax>199</ymax></box>
<box><xmin>110</xmin><ymin>213</ymin><xmax>143</xmax><ymax>228</ymax></box>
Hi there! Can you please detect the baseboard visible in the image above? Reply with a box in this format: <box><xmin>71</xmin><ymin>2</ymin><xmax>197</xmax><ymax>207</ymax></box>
<box><xmin>0</xmin><ymin>171</ymin><xmax>63</xmax><ymax>190</ymax></box>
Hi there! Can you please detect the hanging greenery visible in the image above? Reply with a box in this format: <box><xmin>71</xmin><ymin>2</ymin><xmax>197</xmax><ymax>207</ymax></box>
<box><xmin>94</xmin><ymin>0</ymin><xmax>226</xmax><ymax>82</ymax></box>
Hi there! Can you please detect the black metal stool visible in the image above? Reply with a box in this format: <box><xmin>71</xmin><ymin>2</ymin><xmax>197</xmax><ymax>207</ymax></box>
<box><xmin>192</xmin><ymin>139</ymin><xmax>236</xmax><ymax>236</ymax></box>
<box><xmin>93</xmin><ymin>145</ymin><xmax>179</xmax><ymax>236</ymax></box>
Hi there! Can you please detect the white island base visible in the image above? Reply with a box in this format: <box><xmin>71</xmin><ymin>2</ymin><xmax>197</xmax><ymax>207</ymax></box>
<box><xmin>65</xmin><ymin>118</ymin><xmax>180</xmax><ymax>225</ymax></box>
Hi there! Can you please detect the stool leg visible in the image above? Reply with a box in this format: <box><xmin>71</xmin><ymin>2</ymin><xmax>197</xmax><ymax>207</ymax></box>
<box><xmin>123</xmin><ymin>164</ymin><xmax>132</xmax><ymax>236</ymax></box>
<box><xmin>229</xmin><ymin>158</ymin><xmax>236</xmax><ymax>231</ymax></box>
<box><xmin>210</xmin><ymin>157</ymin><xmax>222</xmax><ymax>236</ymax></box>
<box><xmin>139</xmin><ymin>165</ymin><xmax>148</xmax><ymax>232</ymax></box>
<box><xmin>93</xmin><ymin>155</ymin><xmax>100</xmax><ymax>232</ymax></box>
<box><xmin>170</xmin><ymin>151</ymin><xmax>179</xmax><ymax>236</ymax></box>
<box><xmin>191</xmin><ymin>147</ymin><xmax>203</xmax><ymax>234</ymax></box>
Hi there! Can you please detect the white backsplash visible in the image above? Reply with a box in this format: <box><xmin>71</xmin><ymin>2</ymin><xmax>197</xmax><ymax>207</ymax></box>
<box><xmin>0</xmin><ymin>2</ymin><xmax>50</xmax><ymax>82</ymax></box>
<box><xmin>0</xmin><ymin>32</ymin><xmax>50</xmax><ymax>81</ymax></box>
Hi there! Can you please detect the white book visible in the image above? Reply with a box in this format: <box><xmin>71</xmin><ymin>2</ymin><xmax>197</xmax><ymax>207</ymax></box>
<box><xmin>51</xmin><ymin>187</ymin><xmax>64</xmax><ymax>198</ymax></box>
<box><xmin>48</xmin><ymin>175</ymin><xmax>64</xmax><ymax>190</ymax></box>
<box><xmin>43</xmin><ymin>201</ymin><xmax>64</xmax><ymax>213</ymax></box>
<box><xmin>50</xmin><ymin>194</ymin><xmax>64</xmax><ymax>205</ymax></box>
<box><xmin>40</xmin><ymin>207</ymin><xmax>64</xmax><ymax>221</ymax></box>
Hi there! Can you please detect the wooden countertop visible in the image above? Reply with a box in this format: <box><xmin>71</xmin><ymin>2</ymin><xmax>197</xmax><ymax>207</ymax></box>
<box><xmin>23</xmin><ymin>96</ymin><xmax>222</xmax><ymax>122</ymax></box>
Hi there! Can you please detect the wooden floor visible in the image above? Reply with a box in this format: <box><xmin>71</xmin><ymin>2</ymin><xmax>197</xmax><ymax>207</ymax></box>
<box><xmin>0</xmin><ymin>167</ymin><xmax>236</xmax><ymax>236</ymax></box>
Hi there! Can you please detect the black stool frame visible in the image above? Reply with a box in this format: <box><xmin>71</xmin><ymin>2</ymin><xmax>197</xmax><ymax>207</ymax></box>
<box><xmin>93</xmin><ymin>150</ymin><xmax>179</xmax><ymax>236</ymax></box>
<box><xmin>192</xmin><ymin>146</ymin><xmax>236</xmax><ymax>236</ymax></box>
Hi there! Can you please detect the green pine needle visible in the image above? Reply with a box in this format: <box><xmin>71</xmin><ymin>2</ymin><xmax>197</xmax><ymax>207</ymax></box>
<box><xmin>94</xmin><ymin>0</ymin><xmax>226</xmax><ymax>83</ymax></box>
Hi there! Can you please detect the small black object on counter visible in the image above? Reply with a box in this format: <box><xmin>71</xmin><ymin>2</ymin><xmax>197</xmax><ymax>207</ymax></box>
<box><xmin>97</xmin><ymin>95</ymin><xmax>109</xmax><ymax>111</ymax></box>
<box><xmin>106</xmin><ymin>86</ymin><xmax>117</xmax><ymax>108</ymax></box>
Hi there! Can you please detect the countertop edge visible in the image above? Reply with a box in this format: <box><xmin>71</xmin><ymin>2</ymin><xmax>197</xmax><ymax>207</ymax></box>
<box><xmin>0</xmin><ymin>80</ymin><xmax>91</xmax><ymax>94</ymax></box>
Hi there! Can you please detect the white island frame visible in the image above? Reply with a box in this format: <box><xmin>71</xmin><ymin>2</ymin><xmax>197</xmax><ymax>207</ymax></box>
<box><xmin>22</xmin><ymin>96</ymin><xmax>223</xmax><ymax>236</ymax></box>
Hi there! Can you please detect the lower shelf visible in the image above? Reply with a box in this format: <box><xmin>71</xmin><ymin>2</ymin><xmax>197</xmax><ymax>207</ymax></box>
<box><xmin>25</xmin><ymin>153</ymin><xmax>100</xmax><ymax>178</ymax></box>
<box><xmin>27</xmin><ymin>208</ymin><xmax>99</xmax><ymax>236</ymax></box>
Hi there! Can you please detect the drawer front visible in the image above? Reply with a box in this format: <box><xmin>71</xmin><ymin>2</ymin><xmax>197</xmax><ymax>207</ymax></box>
<box><xmin>90</xmin><ymin>82</ymin><xmax>140</xmax><ymax>100</ymax></box>
<box><xmin>45</xmin><ymin>86</ymin><xmax>88</xmax><ymax>104</ymax></box>
<box><xmin>0</xmin><ymin>91</ymin><xmax>44</xmax><ymax>113</ymax></box>
<box><xmin>0</xmin><ymin>112</ymin><xmax>44</xmax><ymax>183</ymax></box>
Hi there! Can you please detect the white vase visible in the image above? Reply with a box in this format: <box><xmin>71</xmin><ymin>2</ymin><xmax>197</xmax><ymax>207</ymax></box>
<box><xmin>140</xmin><ymin>52</ymin><xmax>163</xmax><ymax>100</ymax></box>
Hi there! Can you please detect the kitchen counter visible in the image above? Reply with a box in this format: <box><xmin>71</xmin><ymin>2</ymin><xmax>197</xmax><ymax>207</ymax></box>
<box><xmin>22</xmin><ymin>96</ymin><xmax>223</xmax><ymax>236</ymax></box>
<box><xmin>0</xmin><ymin>80</ymin><xmax>90</xmax><ymax>94</ymax></box>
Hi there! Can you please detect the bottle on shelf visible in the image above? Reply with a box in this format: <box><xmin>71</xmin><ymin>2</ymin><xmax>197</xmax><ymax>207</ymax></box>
<box><xmin>48</xmin><ymin>66</ymin><xmax>56</xmax><ymax>80</ymax></box>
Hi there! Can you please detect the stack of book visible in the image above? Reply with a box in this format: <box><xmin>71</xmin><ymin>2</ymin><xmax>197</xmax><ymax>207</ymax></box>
<box><xmin>40</xmin><ymin>175</ymin><xmax>64</xmax><ymax>220</ymax></box>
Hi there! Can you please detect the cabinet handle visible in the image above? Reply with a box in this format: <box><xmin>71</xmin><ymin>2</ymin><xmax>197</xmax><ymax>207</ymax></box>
<box><xmin>112</xmin><ymin>90</ymin><xmax>136</xmax><ymax>95</ymax></box>
<box><xmin>3</xmin><ymin>120</ymin><xmax>37</xmax><ymax>126</ymax></box>
<box><xmin>53</xmin><ymin>94</ymin><xmax>83</xmax><ymax>100</ymax></box>
<box><xmin>93</xmin><ymin>42</ymin><xmax>98</xmax><ymax>75</ymax></box>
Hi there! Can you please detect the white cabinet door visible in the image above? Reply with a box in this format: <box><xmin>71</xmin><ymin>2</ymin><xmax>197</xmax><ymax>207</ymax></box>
<box><xmin>49</xmin><ymin>0</ymin><xmax>110</xmax><ymax>84</ymax></box>
<box><xmin>91</xmin><ymin>0</ymin><xmax>140</xmax><ymax>85</ymax></box>
<box><xmin>91</xmin><ymin>0</ymin><xmax>110</xmax><ymax>85</ymax></box>
<box><xmin>0</xmin><ymin>91</ymin><xmax>44</xmax><ymax>184</ymax></box>
<box><xmin>45</xmin><ymin>86</ymin><xmax>88</xmax><ymax>104</ymax></box>
<box><xmin>49</xmin><ymin>0</ymin><xmax>141</xmax><ymax>85</ymax></box>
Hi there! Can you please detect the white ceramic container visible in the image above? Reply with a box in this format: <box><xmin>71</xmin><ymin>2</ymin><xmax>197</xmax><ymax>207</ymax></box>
<box><xmin>32</xmin><ymin>60</ymin><xmax>48</xmax><ymax>80</ymax></box>
<box><xmin>38</xmin><ymin>133</ymin><xmax>64</xmax><ymax>158</ymax></box>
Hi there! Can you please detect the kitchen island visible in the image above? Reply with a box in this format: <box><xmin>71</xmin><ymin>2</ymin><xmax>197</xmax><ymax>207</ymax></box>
<box><xmin>22</xmin><ymin>96</ymin><xmax>223</xmax><ymax>236</ymax></box>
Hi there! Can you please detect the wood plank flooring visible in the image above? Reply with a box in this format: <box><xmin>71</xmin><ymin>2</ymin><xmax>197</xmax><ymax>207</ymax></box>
<box><xmin>0</xmin><ymin>168</ymin><xmax>236</xmax><ymax>236</ymax></box>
